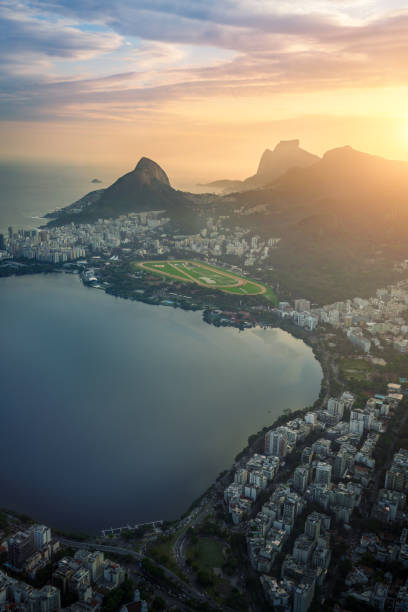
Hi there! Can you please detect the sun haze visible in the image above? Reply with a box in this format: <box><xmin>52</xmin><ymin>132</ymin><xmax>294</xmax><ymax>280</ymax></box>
<box><xmin>1</xmin><ymin>1</ymin><xmax>408</xmax><ymax>183</ymax></box>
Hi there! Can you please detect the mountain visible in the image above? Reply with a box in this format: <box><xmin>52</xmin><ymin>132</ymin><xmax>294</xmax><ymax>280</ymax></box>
<box><xmin>47</xmin><ymin>157</ymin><xmax>200</xmax><ymax>233</ymax></box>
<box><xmin>244</xmin><ymin>140</ymin><xmax>320</xmax><ymax>189</ymax></box>
<box><xmin>45</xmin><ymin>145</ymin><xmax>408</xmax><ymax>303</ymax></box>
<box><xmin>214</xmin><ymin>145</ymin><xmax>408</xmax><ymax>303</ymax></box>
<box><xmin>229</xmin><ymin>145</ymin><xmax>408</xmax><ymax>230</ymax></box>
<box><xmin>271</xmin><ymin>145</ymin><xmax>408</xmax><ymax>230</ymax></box>
<box><xmin>275</xmin><ymin>145</ymin><xmax>408</xmax><ymax>200</ymax></box>
<box><xmin>197</xmin><ymin>179</ymin><xmax>244</xmax><ymax>192</ymax></box>
<box><xmin>202</xmin><ymin>140</ymin><xmax>320</xmax><ymax>193</ymax></box>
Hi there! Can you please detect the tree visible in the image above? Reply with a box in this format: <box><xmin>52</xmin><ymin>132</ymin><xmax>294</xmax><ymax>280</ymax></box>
<box><xmin>197</xmin><ymin>570</ymin><xmax>213</xmax><ymax>587</ymax></box>
<box><xmin>102</xmin><ymin>578</ymin><xmax>134</xmax><ymax>611</ymax></box>
<box><xmin>151</xmin><ymin>596</ymin><xmax>166</xmax><ymax>611</ymax></box>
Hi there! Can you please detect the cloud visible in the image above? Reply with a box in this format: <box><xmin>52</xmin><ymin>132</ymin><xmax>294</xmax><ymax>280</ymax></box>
<box><xmin>126</xmin><ymin>41</ymin><xmax>185</xmax><ymax>71</ymax></box>
<box><xmin>1</xmin><ymin>3</ymin><xmax>121</xmax><ymax>57</ymax></box>
<box><xmin>29</xmin><ymin>0</ymin><xmax>341</xmax><ymax>50</ymax></box>
<box><xmin>1</xmin><ymin>0</ymin><xmax>408</xmax><ymax>122</ymax></box>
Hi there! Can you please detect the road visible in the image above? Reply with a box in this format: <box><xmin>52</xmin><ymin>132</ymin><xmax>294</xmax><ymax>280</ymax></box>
<box><xmin>58</xmin><ymin>537</ymin><xmax>208</xmax><ymax>606</ymax></box>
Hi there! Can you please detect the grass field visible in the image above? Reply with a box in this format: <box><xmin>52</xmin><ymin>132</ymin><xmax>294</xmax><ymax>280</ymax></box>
<box><xmin>339</xmin><ymin>358</ymin><xmax>373</xmax><ymax>382</ymax></box>
<box><xmin>135</xmin><ymin>260</ymin><xmax>276</xmax><ymax>301</ymax></box>
<box><xmin>187</xmin><ymin>537</ymin><xmax>224</xmax><ymax>571</ymax></box>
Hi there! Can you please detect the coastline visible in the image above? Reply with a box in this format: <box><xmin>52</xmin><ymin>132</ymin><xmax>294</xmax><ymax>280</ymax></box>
<box><xmin>3</xmin><ymin>268</ymin><xmax>406</xmax><ymax>611</ymax></box>
<box><xmin>0</xmin><ymin>268</ymin><xmax>327</xmax><ymax>534</ymax></box>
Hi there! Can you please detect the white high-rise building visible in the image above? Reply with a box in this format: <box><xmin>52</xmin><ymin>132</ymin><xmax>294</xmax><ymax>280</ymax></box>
<box><xmin>33</xmin><ymin>525</ymin><xmax>51</xmax><ymax>551</ymax></box>
<box><xmin>350</xmin><ymin>408</ymin><xmax>368</xmax><ymax>435</ymax></box>
<box><xmin>304</xmin><ymin>412</ymin><xmax>318</xmax><ymax>427</ymax></box>
<box><xmin>264</xmin><ymin>428</ymin><xmax>288</xmax><ymax>458</ymax></box>
<box><xmin>327</xmin><ymin>398</ymin><xmax>344</xmax><ymax>419</ymax></box>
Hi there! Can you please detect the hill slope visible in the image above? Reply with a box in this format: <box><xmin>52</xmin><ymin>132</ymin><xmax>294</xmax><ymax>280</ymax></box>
<box><xmin>47</xmin><ymin>157</ymin><xmax>200</xmax><ymax>233</ymax></box>
<box><xmin>275</xmin><ymin>145</ymin><xmax>408</xmax><ymax>211</ymax></box>
<box><xmin>213</xmin><ymin>146</ymin><xmax>408</xmax><ymax>302</ymax></box>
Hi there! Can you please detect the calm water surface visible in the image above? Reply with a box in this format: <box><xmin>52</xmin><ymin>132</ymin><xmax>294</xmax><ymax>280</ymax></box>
<box><xmin>0</xmin><ymin>161</ymin><xmax>121</xmax><ymax>233</ymax></box>
<box><xmin>0</xmin><ymin>274</ymin><xmax>322</xmax><ymax>533</ymax></box>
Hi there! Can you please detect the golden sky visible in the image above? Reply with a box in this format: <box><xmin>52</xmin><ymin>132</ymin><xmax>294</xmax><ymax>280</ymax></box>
<box><xmin>2</xmin><ymin>1</ymin><xmax>408</xmax><ymax>183</ymax></box>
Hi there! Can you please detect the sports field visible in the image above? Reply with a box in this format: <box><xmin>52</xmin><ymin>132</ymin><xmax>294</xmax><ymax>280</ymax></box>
<box><xmin>135</xmin><ymin>259</ymin><xmax>276</xmax><ymax>301</ymax></box>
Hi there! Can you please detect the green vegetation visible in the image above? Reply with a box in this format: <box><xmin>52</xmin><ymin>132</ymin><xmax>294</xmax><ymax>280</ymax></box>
<box><xmin>102</xmin><ymin>578</ymin><xmax>134</xmax><ymax>611</ymax></box>
<box><xmin>166</xmin><ymin>261</ymin><xmax>238</xmax><ymax>287</ymax></box>
<box><xmin>52</xmin><ymin>528</ymin><xmax>89</xmax><ymax>541</ymax></box>
<box><xmin>141</xmin><ymin>261</ymin><xmax>192</xmax><ymax>283</ymax></box>
<box><xmin>374</xmin><ymin>398</ymin><xmax>408</xmax><ymax>466</ymax></box>
<box><xmin>260</xmin><ymin>285</ymin><xmax>277</xmax><ymax>301</ymax></box>
<box><xmin>184</xmin><ymin>516</ymin><xmax>250</xmax><ymax>608</ymax></box>
<box><xmin>222</xmin><ymin>281</ymin><xmax>264</xmax><ymax>295</ymax></box>
<box><xmin>141</xmin><ymin>558</ymin><xmax>165</xmax><ymax>580</ymax></box>
<box><xmin>186</xmin><ymin>534</ymin><xmax>234</xmax><ymax>603</ymax></box>
<box><xmin>147</xmin><ymin>531</ymin><xmax>185</xmax><ymax>579</ymax></box>
<box><xmin>0</xmin><ymin>261</ymin><xmax>58</xmax><ymax>278</ymax></box>
<box><xmin>151</xmin><ymin>596</ymin><xmax>167</xmax><ymax>611</ymax></box>
<box><xmin>187</xmin><ymin>538</ymin><xmax>224</xmax><ymax>573</ymax></box>
<box><xmin>339</xmin><ymin>357</ymin><xmax>373</xmax><ymax>382</ymax></box>
<box><xmin>195</xmin><ymin>518</ymin><xmax>228</xmax><ymax>540</ymax></box>
<box><xmin>135</xmin><ymin>259</ymin><xmax>277</xmax><ymax>302</ymax></box>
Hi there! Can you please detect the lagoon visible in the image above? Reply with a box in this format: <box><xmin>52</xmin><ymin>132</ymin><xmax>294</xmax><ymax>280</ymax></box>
<box><xmin>0</xmin><ymin>273</ymin><xmax>322</xmax><ymax>533</ymax></box>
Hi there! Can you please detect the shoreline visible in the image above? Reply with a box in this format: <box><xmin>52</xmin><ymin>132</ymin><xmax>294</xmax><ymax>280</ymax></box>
<box><xmin>0</xmin><ymin>269</ymin><xmax>326</xmax><ymax>536</ymax></box>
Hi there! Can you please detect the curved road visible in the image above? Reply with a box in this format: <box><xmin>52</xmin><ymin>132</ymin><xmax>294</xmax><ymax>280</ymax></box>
<box><xmin>58</xmin><ymin>537</ymin><xmax>206</xmax><ymax>604</ymax></box>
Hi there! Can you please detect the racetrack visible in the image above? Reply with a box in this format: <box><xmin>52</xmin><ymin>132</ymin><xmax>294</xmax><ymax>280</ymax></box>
<box><xmin>136</xmin><ymin>260</ymin><xmax>268</xmax><ymax>296</ymax></box>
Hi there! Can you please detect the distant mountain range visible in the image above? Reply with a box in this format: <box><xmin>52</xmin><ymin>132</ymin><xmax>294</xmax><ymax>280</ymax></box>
<box><xmin>47</xmin><ymin>142</ymin><xmax>408</xmax><ymax>302</ymax></box>
<box><xmin>48</xmin><ymin>140</ymin><xmax>323</xmax><ymax>231</ymax></box>
<box><xmin>216</xmin><ymin>143</ymin><xmax>408</xmax><ymax>231</ymax></box>
<box><xmin>201</xmin><ymin>140</ymin><xmax>320</xmax><ymax>193</ymax></box>
<box><xmin>48</xmin><ymin>142</ymin><xmax>408</xmax><ymax>239</ymax></box>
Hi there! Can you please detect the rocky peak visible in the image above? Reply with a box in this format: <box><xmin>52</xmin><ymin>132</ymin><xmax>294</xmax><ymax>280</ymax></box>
<box><xmin>134</xmin><ymin>157</ymin><xmax>171</xmax><ymax>186</ymax></box>
<box><xmin>256</xmin><ymin>140</ymin><xmax>317</xmax><ymax>177</ymax></box>
<box><xmin>274</xmin><ymin>139</ymin><xmax>300</xmax><ymax>152</ymax></box>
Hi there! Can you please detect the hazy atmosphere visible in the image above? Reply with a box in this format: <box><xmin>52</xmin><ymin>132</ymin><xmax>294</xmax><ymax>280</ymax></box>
<box><xmin>2</xmin><ymin>2</ymin><xmax>408</xmax><ymax>611</ymax></box>
<box><xmin>2</xmin><ymin>1</ymin><xmax>408</xmax><ymax>184</ymax></box>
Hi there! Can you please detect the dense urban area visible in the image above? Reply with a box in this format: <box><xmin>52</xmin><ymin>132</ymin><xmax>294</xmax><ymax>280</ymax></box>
<box><xmin>1</xmin><ymin>212</ymin><xmax>408</xmax><ymax>346</ymax></box>
<box><xmin>2</xmin><ymin>206</ymin><xmax>408</xmax><ymax>612</ymax></box>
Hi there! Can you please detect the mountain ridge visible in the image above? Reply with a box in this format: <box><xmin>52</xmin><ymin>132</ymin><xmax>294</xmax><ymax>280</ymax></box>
<box><xmin>217</xmin><ymin>144</ymin><xmax>408</xmax><ymax>301</ymax></box>
<box><xmin>202</xmin><ymin>140</ymin><xmax>320</xmax><ymax>193</ymax></box>
<box><xmin>271</xmin><ymin>144</ymin><xmax>408</xmax><ymax>210</ymax></box>
<box><xmin>44</xmin><ymin>142</ymin><xmax>408</xmax><ymax>302</ymax></box>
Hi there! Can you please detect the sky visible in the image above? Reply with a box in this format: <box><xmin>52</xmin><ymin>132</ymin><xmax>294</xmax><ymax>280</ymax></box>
<box><xmin>1</xmin><ymin>0</ymin><xmax>408</xmax><ymax>184</ymax></box>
